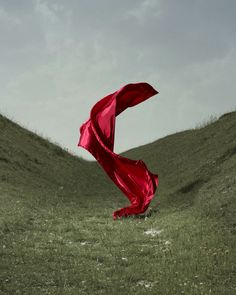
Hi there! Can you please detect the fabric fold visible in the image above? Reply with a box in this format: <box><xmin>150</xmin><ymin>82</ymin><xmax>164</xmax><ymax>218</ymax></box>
<box><xmin>78</xmin><ymin>82</ymin><xmax>159</xmax><ymax>219</ymax></box>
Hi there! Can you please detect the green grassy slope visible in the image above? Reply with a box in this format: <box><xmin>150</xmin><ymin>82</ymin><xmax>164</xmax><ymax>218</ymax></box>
<box><xmin>0</xmin><ymin>113</ymin><xmax>115</xmax><ymax>196</ymax></box>
<box><xmin>122</xmin><ymin>111</ymin><xmax>236</xmax><ymax>228</ymax></box>
<box><xmin>0</xmin><ymin>111</ymin><xmax>235</xmax><ymax>295</ymax></box>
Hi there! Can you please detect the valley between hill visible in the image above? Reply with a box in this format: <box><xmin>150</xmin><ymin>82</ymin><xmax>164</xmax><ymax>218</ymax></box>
<box><xmin>0</xmin><ymin>111</ymin><xmax>235</xmax><ymax>294</ymax></box>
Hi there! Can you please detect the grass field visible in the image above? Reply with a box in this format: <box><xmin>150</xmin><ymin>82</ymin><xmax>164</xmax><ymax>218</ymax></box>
<box><xmin>0</xmin><ymin>111</ymin><xmax>236</xmax><ymax>294</ymax></box>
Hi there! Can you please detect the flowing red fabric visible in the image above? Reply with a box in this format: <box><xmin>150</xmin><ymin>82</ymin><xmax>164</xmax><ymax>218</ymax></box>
<box><xmin>78</xmin><ymin>82</ymin><xmax>159</xmax><ymax>219</ymax></box>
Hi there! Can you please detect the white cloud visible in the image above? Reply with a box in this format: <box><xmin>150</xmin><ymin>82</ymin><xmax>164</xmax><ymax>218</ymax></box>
<box><xmin>124</xmin><ymin>0</ymin><xmax>162</xmax><ymax>24</ymax></box>
<box><xmin>0</xmin><ymin>6</ymin><xmax>21</xmax><ymax>24</ymax></box>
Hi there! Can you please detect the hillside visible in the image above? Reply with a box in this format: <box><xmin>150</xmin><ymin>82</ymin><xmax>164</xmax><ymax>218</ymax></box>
<box><xmin>0</xmin><ymin>110</ymin><xmax>236</xmax><ymax>294</ymax></box>
<box><xmin>0</xmin><ymin>113</ymin><xmax>114</xmax><ymax>197</ymax></box>
<box><xmin>122</xmin><ymin>111</ymin><xmax>236</xmax><ymax>228</ymax></box>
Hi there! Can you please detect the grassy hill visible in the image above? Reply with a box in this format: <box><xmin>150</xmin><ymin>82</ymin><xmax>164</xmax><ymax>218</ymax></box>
<box><xmin>0</xmin><ymin>113</ymin><xmax>114</xmax><ymax>196</ymax></box>
<box><xmin>0</xmin><ymin>111</ymin><xmax>235</xmax><ymax>294</ymax></box>
<box><xmin>121</xmin><ymin>111</ymin><xmax>236</xmax><ymax>228</ymax></box>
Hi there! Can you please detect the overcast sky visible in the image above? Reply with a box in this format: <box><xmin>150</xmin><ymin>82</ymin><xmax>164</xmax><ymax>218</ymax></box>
<box><xmin>1</xmin><ymin>0</ymin><xmax>235</xmax><ymax>160</ymax></box>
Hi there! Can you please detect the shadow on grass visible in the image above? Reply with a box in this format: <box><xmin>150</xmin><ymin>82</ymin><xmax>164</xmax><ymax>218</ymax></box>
<box><xmin>117</xmin><ymin>207</ymin><xmax>161</xmax><ymax>220</ymax></box>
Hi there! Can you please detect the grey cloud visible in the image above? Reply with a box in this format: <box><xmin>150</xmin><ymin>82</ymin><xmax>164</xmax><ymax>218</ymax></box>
<box><xmin>0</xmin><ymin>0</ymin><xmax>235</xmax><ymax>160</ymax></box>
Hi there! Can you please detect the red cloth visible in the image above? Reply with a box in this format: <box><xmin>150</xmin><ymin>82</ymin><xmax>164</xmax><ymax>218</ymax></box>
<box><xmin>78</xmin><ymin>82</ymin><xmax>159</xmax><ymax>219</ymax></box>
